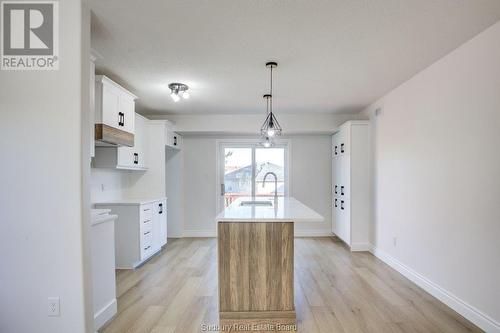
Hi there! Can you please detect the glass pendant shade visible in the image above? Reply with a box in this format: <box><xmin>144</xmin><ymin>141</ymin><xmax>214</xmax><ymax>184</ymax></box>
<box><xmin>260</xmin><ymin>135</ymin><xmax>274</xmax><ymax>148</ymax></box>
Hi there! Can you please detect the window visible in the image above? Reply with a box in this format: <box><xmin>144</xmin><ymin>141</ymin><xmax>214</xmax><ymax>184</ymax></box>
<box><xmin>218</xmin><ymin>141</ymin><xmax>289</xmax><ymax>209</ymax></box>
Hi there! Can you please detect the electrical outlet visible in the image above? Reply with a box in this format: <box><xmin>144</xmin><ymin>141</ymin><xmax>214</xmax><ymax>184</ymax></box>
<box><xmin>48</xmin><ymin>297</ymin><xmax>60</xmax><ymax>317</ymax></box>
<box><xmin>393</xmin><ymin>237</ymin><xmax>397</xmax><ymax>247</ymax></box>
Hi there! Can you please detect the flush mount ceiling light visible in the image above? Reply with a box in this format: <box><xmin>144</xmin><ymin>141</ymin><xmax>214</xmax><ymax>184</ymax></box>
<box><xmin>260</xmin><ymin>62</ymin><xmax>282</xmax><ymax>143</ymax></box>
<box><xmin>168</xmin><ymin>83</ymin><xmax>189</xmax><ymax>102</ymax></box>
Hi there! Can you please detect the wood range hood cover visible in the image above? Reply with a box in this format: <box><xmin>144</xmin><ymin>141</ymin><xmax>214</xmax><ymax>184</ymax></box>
<box><xmin>95</xmin><ymin>123</ymin><xmax>134</xmax><ymax>147</ymax></box>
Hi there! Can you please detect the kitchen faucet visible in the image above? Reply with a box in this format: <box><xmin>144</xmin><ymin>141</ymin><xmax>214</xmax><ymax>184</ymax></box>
<box><xmin>263</xmin><ymin>172</ymin><xmax>278</xmax><ymax>200</ymax></box>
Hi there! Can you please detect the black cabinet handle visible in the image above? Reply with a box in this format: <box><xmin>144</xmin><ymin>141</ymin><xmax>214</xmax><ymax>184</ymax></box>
<box><xmin>159</xmin><ymin>203</ymin><xmax>163</xmax><ymax>214</ymax></box>
<box><xmin>341</xmin><ymin>143</ymin><xmax>345</xmax><ymax>153</ymax></box>
<box><xmin>143</xmin><ymin>231</ymin><xmax>150</xmax><ymax>235</ymax></box>
<box><xmin>173</xmin><ymin>136</ymin><xmax>177</xmax><ymax>146</ymax></box>
<box><xmin>118</xmin><ymin>112</ymin><xmax>124</xmax><ymax>126</ymax></box>
<box><xmin>341</xmin><ymin>200</ymin><xmax>345</xmax><ymax>210</ymax></box>
<box><xmin>334</xmin><ymin>146</ymin><xmax>338</xmax><ymax>155</ymax></box>
<box><xmin>334</xmin><ymin>185</ymin><xmax>338</xmax><ymax>194</ymax></box>
<box><xmin>341</xmin><ymin>186</ymin><xmax>345</xmax><ymax>195</ymax></box>
<box><xmin>134</xmin><ymin>153</ymin><xmax>138</xmax><ymax>164</ymax></box>
<box><xmin>334</xmin><ymin>198</ymin><xmax>338</xmax><ymax>207</ymax></box>
<box><xmin>144</xmin><ymin>245</ymin><xmax>151</xmax><ymax>251</ymax></box>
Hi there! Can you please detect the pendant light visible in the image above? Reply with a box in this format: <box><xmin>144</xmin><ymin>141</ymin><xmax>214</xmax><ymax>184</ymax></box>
<box><xmin>260</xmin><ymin>62</ymin><xmax>282</xmax><ymax>139</ymax></box>
<box><xmin>260</xmin><ymin>94</ymin><xmax>274</xmax><ymax>147</ymax></box>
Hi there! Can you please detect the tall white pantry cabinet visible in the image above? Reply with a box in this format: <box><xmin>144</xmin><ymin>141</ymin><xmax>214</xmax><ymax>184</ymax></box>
<box><xmin>332</xmin><ymin>121</ymin><xmax>371</xmax><ymax>251</ymax></box>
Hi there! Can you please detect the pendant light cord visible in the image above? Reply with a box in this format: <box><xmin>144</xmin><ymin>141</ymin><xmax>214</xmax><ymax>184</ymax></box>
<box><xmin>266</xmin><ymin>95</ymin><xmax>270</xmax><ymax>115</ymax></box>
<box><xmin>270</xmin><ymin>65</ymin><xmax>273</xmax><ymax>115</ymax></box>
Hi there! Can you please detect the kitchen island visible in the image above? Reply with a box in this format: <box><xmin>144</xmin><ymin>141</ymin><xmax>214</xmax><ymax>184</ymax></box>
<box><xmin>216</xmin><ymin>197</ymin><xmax>323</xmax><ymax>329</ymax></box>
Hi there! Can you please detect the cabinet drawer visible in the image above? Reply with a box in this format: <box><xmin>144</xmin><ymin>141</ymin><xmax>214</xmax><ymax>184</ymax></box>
<box><xmin>140</xmin><ymin>217</ymin><xmax>152</xmax><ymax>232</ymax></box>
<box><xmin>140</xmin><ymin>229</ymin><xmax>153</xmax><ymax>247</ymax></box>
<box><xmin>140</xmin><ymin>204</ymin><xmax>153</xmax><ymax>221</ymax></box>
<box><xmin>139</xmin><ymin>223</ymin><xmax>153</xmax><ymax>239</ymax></box>
<box><xmin>140</xmin><ymin>232</ymin><xmax>153</xmax><ymax>259</ymax></box>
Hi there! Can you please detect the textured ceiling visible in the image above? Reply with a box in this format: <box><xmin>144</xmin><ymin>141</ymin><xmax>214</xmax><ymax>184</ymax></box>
<box><xmin>87</xmin><ymin>0</ymin><xmax>500</xmax><ymax>115</ymax></box>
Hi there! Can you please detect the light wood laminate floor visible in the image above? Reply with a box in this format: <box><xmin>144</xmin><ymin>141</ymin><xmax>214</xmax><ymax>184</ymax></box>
<box><xmin>101</xmin><ymin>237</ymin><xmax>481</xmax><ymax>333</ymax></box>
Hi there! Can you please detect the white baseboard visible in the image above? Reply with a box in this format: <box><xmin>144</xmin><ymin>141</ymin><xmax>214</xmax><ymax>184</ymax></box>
<box><xmin>94</xmin><ymin>298</ymin><xmax>117</xmax><ymax>330</ymax></box>
<box><xmin>369</xmin><ymin>245</ymin><xmax>500</xmax><ymax>333</ymax></box>
<box><xmin>294</xmin><ymin>229</ymin><xmax>333</xmax><ymax>237</ymax></box>
<box><xmin>183</xmin><ymin>229</ymin><xmax>217</xmax><ymax>237</ymax></box>
<box><xmin>350</xmin><ymin>242</ymin><xmax>371</xmax><ymax>251</ymax></box>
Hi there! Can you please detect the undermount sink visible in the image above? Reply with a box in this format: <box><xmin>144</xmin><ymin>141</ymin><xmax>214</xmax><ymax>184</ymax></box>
<box><xmin>240</xmin><ymin>200</ymin><xmax>273</xmax><ymax>207</ymax></box>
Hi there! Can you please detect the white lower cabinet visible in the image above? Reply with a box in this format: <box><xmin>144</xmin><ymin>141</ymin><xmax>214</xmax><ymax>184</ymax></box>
<box><xmin>90</xmin><ymin>209</ymin><xmax>117</xmax><ymax>330</ymax></box>
<box><xmin>332</xmin><ymin>121</ymin><xmax>370</xmax><ymax>251</ymax></box>
<box><xmin>95</xmin><ymin>198</ymin><xmax>167</xmax><ymax>269</ymax></box>
<box><xmin>333</xmin><ymin>198</ymin><xmax>351</xmax><ymax>244</ymax></box>
<box><xmin>153</xmin><ymin>199</ymin><xmax>167</xmax><ymax>250</ymax></box>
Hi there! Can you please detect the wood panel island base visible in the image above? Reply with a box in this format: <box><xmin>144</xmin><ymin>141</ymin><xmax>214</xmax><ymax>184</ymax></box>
<box><xmin>218</xmin><ymin>222</ymin><xmax>295</xmax><ymax>329</ymax></box>
<box><xmin>216</xmin><ymin>197</ymin><xmax>324</xmax><ymax>331</ymax></box>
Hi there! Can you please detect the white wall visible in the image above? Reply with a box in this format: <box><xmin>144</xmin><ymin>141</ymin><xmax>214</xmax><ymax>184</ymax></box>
<box><xmin>91</xmin><ymin>168</ymin><xmax>132</xmax><ymax>203</ymax></box>
<box><xmin>289</xmin><ymin>135</ymin><xmax>333</xmax><ymax>234</ymax></box>
<box><xmin>91</xmin><ymin>121</ymin><xmax>167</xmax><ymax>204</ymax></box>
<box><xmin>148</xmin><ymin>113</ymin><xmax>362</xmax><ymax>135</ymax></box>
<box><xmin>0</xmin><ymin>1</ymin><xmax>91</xmax><ymax>332</ymax></box>
<box><xmin>182</xmin><ymin>135</ymin><xmax>333</xmax><ymax>236</ymax></box>
<box><xmin>362</xmin><ymin>21</ymin><xmax>500</xmax><ymax>332</ymax></box>
<box><xmin>165</xmin><ymin>147</ymin><xmax>184</xmax><ymax>237</ymax></box>
<box><xmin>181</xmin><ymin>136</ymin><xmax>218</xmax><ymax>236</ymax></box>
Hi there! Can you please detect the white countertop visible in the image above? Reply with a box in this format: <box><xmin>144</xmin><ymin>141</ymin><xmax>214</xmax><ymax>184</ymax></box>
<box><xmin>216</xmin><ymin>197</ymin><xmax>324</xmax><ymax>223</ymax></box>
<box><xmin>94</xmin><ymin>197</ymin><xmax>167</xmax><ymax>206</ymax></box>
<box><xmin>92</xmin><ymin>208</ymin><xmax>111</xmax><ymax>216</ymax></box>
<box><xmin>91</xmin><ymin>209</ymin><xmax>117</xmax><ymax>226</ymax></box>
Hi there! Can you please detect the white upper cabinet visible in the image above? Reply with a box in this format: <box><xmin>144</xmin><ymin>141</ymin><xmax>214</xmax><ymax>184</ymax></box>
<box><xmin>95</xmin><ymin>75</ymin><xmax>137</xmax><ymax>136</ymax></box>
<box><xmin>93</xmin><ymin>113</ymin><xmax>148</xmax><ymax>171</ymax></box>
<box><xmin>116</xmin><ymin>113</ymin><xmax>147</xmax><ymax>169</ymax></box>
<box><xmin>165</xmin><ymin>122</ymin><xmax>182</xmax><ymax>149</ymax></box>
<box><xmin>332</xmin><ymin>126</ymin><xmax>349</xmax><ymax>158</ymax></box>
<box><xmin>119</xmin><ymin>94</ymin><xmax>136</xmax><ymax>134</ymax></box>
